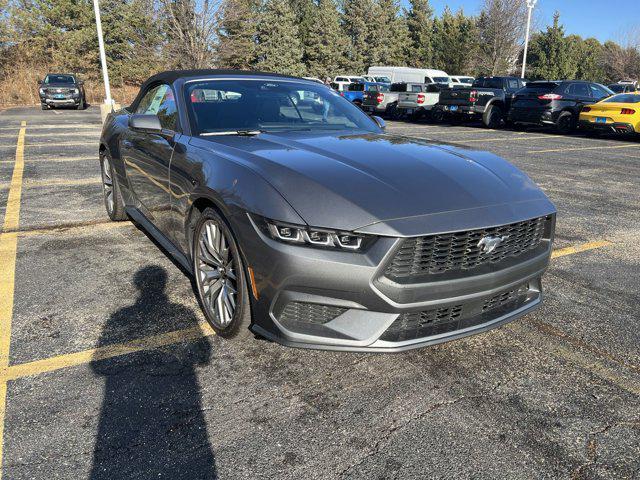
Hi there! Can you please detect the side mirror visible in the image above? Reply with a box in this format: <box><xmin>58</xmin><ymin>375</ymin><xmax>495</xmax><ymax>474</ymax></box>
<box><xmin>129</xmin><ymin>114</ymin><xmax>162</xmax><ymax>133</ymax></box>
<box><xmin>372</xmin><ymin>115</ymin><xmax>386</xmax><ymax>131</ymax></box>
<box><xmin>37</xmin><ymin>79</ymin><xmax>42</xmax><ymax>85</ymax></box>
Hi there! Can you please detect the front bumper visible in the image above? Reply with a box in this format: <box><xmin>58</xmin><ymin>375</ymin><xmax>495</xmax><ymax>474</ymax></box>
<box><xmin>233</xmin><ymin>212</ymin><xmax>555</xmax><ymax>352</ymax></box>
<box><xmin>40</xmin><ymin>95</ymin><xmax>81</xmax><ymax>106</ymax></box>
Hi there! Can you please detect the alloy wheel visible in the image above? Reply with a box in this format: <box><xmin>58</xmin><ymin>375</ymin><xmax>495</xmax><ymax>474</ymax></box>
<box><xmin>197</xmin><ymin>220</ymin><xmax>238</xmax><ymax>328</ymax></box>
<box><xmin>101</xmin><ymin>157</ymin><xmax>114</xmax><ymax>214</ymax></box>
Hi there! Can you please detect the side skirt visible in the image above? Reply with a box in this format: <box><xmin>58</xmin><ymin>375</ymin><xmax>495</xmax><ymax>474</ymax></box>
<box><xmin>125</xmin><ymin>207</ymin><xmax>194</xmax><ymax>275</ymax></box>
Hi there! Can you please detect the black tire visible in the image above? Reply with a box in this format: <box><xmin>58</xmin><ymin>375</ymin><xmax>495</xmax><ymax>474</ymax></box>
<box><xmin>100</xmin><ymin>153</ymin><xmax>127</xmax><ymax>221</ymax></box>
<box><xmin>41</xmin><ymin>104</ymin><xmax>49</xmax><ymax>110</ymax></box>
<box><xmin>385</xmin><ymin>103</ymin><xmax>399</xmax><ymax>120</ymax></box>
<box><xmin>431</xmin><ymin>110</ymin><xmax>444</xmax><ymax>123</ymax></box>
<box><xmin>483</xmin><ymin>104</ymin><xmax>503</xmax><ymax>129</ymax></box>
<box><xmin>193</xmin><ymin>208</ymin><xmax>251</xmax><ymax>339</ymax></box>
<box><xmin>409</xmin><ymin>109</ymin><xmax>424</xmax><ymax>122</ymax></box>
<box><xmin>556</xmin><ymin>111</ymin><xmax>576</xmax><ymax>134</ymax></box>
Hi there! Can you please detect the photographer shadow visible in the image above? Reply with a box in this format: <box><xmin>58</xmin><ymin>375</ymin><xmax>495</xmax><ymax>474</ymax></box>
<box><xmin>90</xmin><ymin>265</ymin><xmax>217</xmax><ymax>479</ymax></box>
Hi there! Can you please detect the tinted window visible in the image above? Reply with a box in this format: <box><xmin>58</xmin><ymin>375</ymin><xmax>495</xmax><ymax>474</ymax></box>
<box><xmin>565</xmin><ymin>83</ymin><xmax>590</xmax><ymax>97</ymax></box>
<box><xmin>485</xmin><ymin>78</ymin><xmax>504</xmax><ymax>89</ymax></box>
<box><xmin>44</xmin><ymin>74</ymin><xmax>75</xmax><ymax>84</ymax></box>
<box><xmin>603</xmin><ymin>93</ymin><xmax>640</xmax><ymax>103</ymax></box>
<box><xmin>432</xmin><ymin>77</ymin><xmax>450</xmax><ymax>84</ymax></box>
<box><xmin>348</xmin><ymin>83</ymin><xmax>364</xmax><ymax>91</ymax></box>
<box><xmin>459</xmin><ymin>78</ymin><xmax>473</xmax><ymax>84</ymax></box>
<box><xmin>424</xmin><ymin>77</ymin><xmax>433</xmax><ymax>84</ymax></box>
<box><xmin>390</xmin><ymin>83</ymin><xmax>407</xmax><ymax>92</ymax></box>
<box><xmin>365</xmin><ymin>84</ymin><xmax>389</xmax><ymax>92</ymax></box>
<box><xmin>608</xmin><ymin>84</ymin><xmax>625</xmax><ymax>93</ymax></box>
<box><xmin>409</xmin><ymin>84</ymin><xmax>423</xmax><ymax>92</ymax></box>
<box><xmin>426</xmin><ymin>84</ymin><xmax>441</xmax><ymax>93</ymax></box>
<box><xmin>185</xmin><ymin>80</ymin><xmax>379</xmax><ymax>135</ymax></box>
<box><xmin>589</xmin><ymin>84</ymin><xmax>613</xmax><ymax>100</ymax></box>
<box><xmin>507</xmin><ymin>79</ymin><xmax>520</xmax><ymax>90</ymax></box>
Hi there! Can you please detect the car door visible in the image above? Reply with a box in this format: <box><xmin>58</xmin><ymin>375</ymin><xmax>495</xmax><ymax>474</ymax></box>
<box><xmin>121</xmin><ymin>83</ymin><xmax>178</xmax><ymax>234</ymax></box>
<box><xmin>569</xmin><ymin>82</ymin><xmax>593</xmax><ymax>110</ymax></box>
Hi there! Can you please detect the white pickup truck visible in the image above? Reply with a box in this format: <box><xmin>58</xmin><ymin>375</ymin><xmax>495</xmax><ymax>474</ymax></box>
<box><xmin>396</xmin><ymin>83</ymin><xmax>442</xmax><ymax>121</ymax></box>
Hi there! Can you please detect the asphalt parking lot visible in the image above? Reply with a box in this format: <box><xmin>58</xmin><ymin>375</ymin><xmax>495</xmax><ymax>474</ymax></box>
<box><xmin>0</xmin><ymin>106</ymin><xmax>638</xmax><ymax>480</ymax></box>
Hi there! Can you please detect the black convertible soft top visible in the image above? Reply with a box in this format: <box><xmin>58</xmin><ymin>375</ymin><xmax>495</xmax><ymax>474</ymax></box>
<box><xmin>129</xmin><ymin>69</ymin><xmax>302</xmax><ymax>111</ymax></box>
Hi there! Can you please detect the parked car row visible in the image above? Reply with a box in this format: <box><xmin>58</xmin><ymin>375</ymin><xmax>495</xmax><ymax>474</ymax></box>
<box><xmin>347</xmin><ymin>75</ymin><xmax>640</xmax><ymax>136</ymax></box>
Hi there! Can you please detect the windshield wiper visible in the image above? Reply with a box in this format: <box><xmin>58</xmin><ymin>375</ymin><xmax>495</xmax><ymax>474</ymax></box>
<box><xmin>201</xmin><ymin>130</ymin><xmax>263</xmax><ymax>136</ymax></box>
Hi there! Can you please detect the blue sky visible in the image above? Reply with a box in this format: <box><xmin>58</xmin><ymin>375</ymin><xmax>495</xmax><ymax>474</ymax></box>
<box><xmin>402</xmin><ymin>1</ymin><xmax>640</xmax><ymax>44</ymax></box>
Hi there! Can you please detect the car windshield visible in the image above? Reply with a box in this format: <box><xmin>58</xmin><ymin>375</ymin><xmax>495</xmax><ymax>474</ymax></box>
<box><xmin>374</xmin><ymin>77</ymin><xmax>391</xmax><ymax>83</ymax></box>
<box><xmin>185</xmin><ymin>79</ymin><xmax>380</xmax><ymax>135</ymax></box>
<box><xmin>44</xmin><ymin>75</ymin><xmax>75</xmax><ymax>84</ymax></box>
<box><xmin>433</xmin><ymin>77</ymin><xmax>450</xmax><ymax>83</ymax></box>
<box><xmin>459</xmin><ymin>78</ymin><xmax>473</xmax><ymax>84</ymax></box>
<box><xmin>603</xmin><ymin>93</ymin><xmax>640</xmax><ymax>103</ymax></box>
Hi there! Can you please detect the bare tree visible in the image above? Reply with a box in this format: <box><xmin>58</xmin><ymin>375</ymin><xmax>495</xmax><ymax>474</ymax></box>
<box><xmin>476</xmin><ymin>0</ymin><xmax>528</xmax><ymax>76</ymax></box>
<box><xmin>160</xmin><ymin>0</ymin><xmax>221</xmax><ymax>69</ymax></box>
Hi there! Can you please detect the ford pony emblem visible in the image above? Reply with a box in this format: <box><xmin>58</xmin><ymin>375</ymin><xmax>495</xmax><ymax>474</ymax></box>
<box><xmin>477</xmin><ymin>235</ymin><xmax>509</xmax><ymax>254</ymax></box>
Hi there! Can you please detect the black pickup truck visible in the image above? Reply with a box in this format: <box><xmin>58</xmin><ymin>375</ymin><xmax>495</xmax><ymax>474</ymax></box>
<box><xmin>433</xmin><ymin>76</ymin><xmax>525</xmax><ymax>128</ymax></box>
<box><xmin>38</xmin><ymin>73</ymin><xmax>86</xmax><ymax>110</ymax></box>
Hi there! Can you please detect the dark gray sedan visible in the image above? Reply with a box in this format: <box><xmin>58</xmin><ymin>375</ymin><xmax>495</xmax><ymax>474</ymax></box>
<box><xmin>99</xmin><ymin>69</ymin><xmax>556</xmax><ymax>352</ymax></box>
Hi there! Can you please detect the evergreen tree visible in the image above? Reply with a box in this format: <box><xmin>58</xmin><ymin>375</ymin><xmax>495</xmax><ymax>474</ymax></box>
<box><xmin>405</xmin><ymin>0</ymin><xmax>433</xmax><ymax>68</ymax></box>
<box><xmin>255</xmin><ymin>0</ymin><xmax>305</xmax><ymax>76</ymax></box>
<box><xmin>304</xmin><ymin>0</ymin><xmax>348</xmax><ymax>79</ymax></box>
<box><xmin>341</xmin><ymin>0</ymin><xmax>375</xmax><ymax>74</ymax></box>
<box><xmin>217</xmin><ymin>0</ymin><xmax>259</xmax><ymax>69</ymax></box>
<box><xmin>527</xmin><ymin>12</ymin><xmax>574</xmax><ymax>80</ymax></box>
<box><xmin>290</xmin><ymin>0</ymin><xmax>315</xmax><ymax>57</ymax></box>
<box><xmin>577</xmin><ymin>38</ymin><xmax>604</xmax><ymax>82</ymax></box>
<box><xmin>432</xmin><ymin>7</ymin><xmax>478</xmax><ymax>75</ymax></box>
<box><xmin>368</xmin><ymin>0</ymin><xmax>410</xmax><ymax>66</ymax></box>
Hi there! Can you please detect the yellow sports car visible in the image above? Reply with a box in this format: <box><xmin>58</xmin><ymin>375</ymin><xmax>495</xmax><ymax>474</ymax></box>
<box><xmin>579</xmin><ymin>92</ymin><xmax>640</xmax><ymax>134</ymax></box>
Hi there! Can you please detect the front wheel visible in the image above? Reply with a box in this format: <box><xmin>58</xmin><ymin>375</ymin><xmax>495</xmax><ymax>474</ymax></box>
<box><xmin>193</xmin><ymin>208</ymin><xmax>251</xmax><ymax>339</ymax></box>
<box><xmin>100</xmin><ymin>153</ymin><xmax>127</xmax><ymax>221</ymax></box>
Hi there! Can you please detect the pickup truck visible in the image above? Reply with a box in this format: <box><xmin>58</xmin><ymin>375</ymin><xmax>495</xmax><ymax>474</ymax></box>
<box><xmin>433</xmin><ymin>76</ymin><xmax>525</xmax><ymax>128</ymax></box>
<box><xmin>340</xmin><ymin>82</ymin><xmax>389</xmax><ymax>107</ymax></box>
<box><xmin>396</xmin><ymin>83</ymin><xmax>442</xmax><ymax>121</ymax></box>
<box><xmin>361</xmin><ymin>82</ymin><xmax>412</xmax><ymax>118</ymax></box>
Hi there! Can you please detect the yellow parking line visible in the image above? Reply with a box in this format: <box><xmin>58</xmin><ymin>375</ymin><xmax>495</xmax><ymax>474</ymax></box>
<box><xmin>551</xmin><ymin>240</ymin><xmax>611</xmax><ymax>259</ymax></box>
<box><xmin>0</xmin><ymin>120</ymin><xmax>26</xmax><ymax>480</ymax></box>
<box><xmin>528</xmin><ymin>144</ymin><xmax>640</xmax><ymax>154</ymax></box>
<box><xmin>1</xmin><ymin>322</ymin><xmax>215</xmax><ymax>382</ymax></box>
<box><xmin>455</xmin><ymin>135</ymin><xmax>551</xmax><ymax>143</ymax></box>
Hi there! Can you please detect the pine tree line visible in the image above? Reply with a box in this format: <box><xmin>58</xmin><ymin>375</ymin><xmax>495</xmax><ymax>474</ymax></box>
<box><xmin>1</xmin><ymin>0</ymin><xmax>639</xmax><ymax>91</ymax></box>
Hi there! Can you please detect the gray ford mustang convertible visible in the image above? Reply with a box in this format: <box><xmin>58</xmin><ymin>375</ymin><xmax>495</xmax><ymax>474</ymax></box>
<box><xmin>99</xmin><ymin>70</ymin><xmax>556</xmax><ymax>352</ymax></box>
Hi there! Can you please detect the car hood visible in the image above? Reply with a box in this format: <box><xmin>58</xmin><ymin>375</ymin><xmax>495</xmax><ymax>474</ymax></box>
<box><xmin>192</xmin><ymin>130</ymin><xmax>555</xmax><ymax>235</ymax></box>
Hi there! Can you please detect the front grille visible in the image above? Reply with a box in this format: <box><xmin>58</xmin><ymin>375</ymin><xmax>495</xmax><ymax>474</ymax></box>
<box><xmin>279</xmin><ymin>302</ymin><xmax>346</xmax><ymax>326</ymax></box>
<box><xmin>384</xmin><ymin>216</ymin><xmax>549</xmax><ymax>281</ymax></box>
<box><xmin>44</xmin><ymin>87</ymin><xmax>74</xmax><ymax>94</ymax></box>
<box><xmin>380</xmin><ymin>282</ymin><xmax>533</xmax><ymax>342</ymax></box>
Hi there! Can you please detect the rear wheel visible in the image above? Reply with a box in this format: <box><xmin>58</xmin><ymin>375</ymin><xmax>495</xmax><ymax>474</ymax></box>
<box><xmin>41</xmin><ymin>104</ymin><xmax>49</xmax><ymax>110</ymax></box>
<box><xmin>100</xmin><ymin>153</ymin><xmax>127</xmax><ymax>221</ymax></box>
<box><xmin>483</xmin><ymin>104</ymin><xmax>503</xmax><ymax>129</ymax></box>
<box><xmin>431</xmin><ymin>110</ymin><xmax>444</xmax><ymax>123</ymax></box>
<box><xmin>556</xmin><ymin>111</ymin><xmax>576</xmax><ymax>134</ymax></box>
<box><xmin>193</xmin><ymin>208</ymin><xmax>251</xmax><ymax>339</ymax></box>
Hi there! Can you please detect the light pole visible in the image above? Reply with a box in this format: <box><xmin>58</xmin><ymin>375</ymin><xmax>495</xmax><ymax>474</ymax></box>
<box><xmin>92</xmin><ymin>0</ymin><xmax>114</xmax><ymax>119</ymax></box>
<box><xmin>521</xmin><ymin>0</ymin><xmax>538</xmax><ymax>79</ymax></box>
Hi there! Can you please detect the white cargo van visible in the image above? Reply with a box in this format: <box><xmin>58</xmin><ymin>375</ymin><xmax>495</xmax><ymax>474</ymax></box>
<box><xmin>367</xmin><ymin>67</ymin><xmax>451</xmax><ymax>86</ymax></box>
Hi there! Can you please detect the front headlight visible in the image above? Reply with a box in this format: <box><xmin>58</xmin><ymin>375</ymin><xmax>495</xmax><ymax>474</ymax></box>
<box><xmin>253</xmin><ymin>215</ymin><xmax>371</xmax><ymax>251</ymax></box>
<box><xmin>72</xmin><ymin>88</ymin><xmax>79</xmax><ymax>94</ymax></box>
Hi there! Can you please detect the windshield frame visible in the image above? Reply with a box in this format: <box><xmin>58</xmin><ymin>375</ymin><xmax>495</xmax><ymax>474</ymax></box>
<box><xmin>182</xmin><ymin>77</ymin><xmax>382</xmax><ymax>136</ymax></box>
